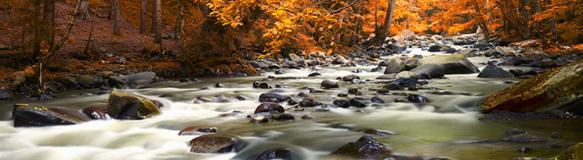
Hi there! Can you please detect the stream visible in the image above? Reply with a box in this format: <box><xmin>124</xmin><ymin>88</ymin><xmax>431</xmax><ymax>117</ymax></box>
<box><xmin>0</xmin><ymin>36</ymin><xmax>582</xmax><ymax>160</ymax></box>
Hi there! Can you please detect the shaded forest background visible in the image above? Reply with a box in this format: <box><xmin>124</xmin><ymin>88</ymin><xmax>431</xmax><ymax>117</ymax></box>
<box><xmin>0</xmin><ymin>0</ymin><xmax>581</xmax><ymax>94</ymax></box>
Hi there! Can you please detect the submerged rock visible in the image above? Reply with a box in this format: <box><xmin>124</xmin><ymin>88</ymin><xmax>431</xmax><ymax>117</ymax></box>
<box><xmin>106</xmin><ymin>89</ymin><xmax>161</xmax><ymax>120</ymax></box>
<box><xmin>330</xmin><ymin>136</ymin><xmax>392</xmax><ymax>159</ymax></box>
<box><xmin>12</xmin><ymin>104</ymin><xmax>90</xmax><ymax>127</ymax></box>
<box><xmin>189</xmin><ymin>134</ymin><xmax>245</xmax><ymax>153</ymax></box>
<box><xmin>481</xmin><ymin>60</ymin><xmax>583</xmax><ymax>113</ymax></box>
<box><xmin>478</xmin><ymin>65</ymin><xmax>514</xmax><ymax>78</ymax></box>
<box><xmin>321</xmin><ymin>80</ymin><xmax>339</xmax><ymax>89</ymax></box>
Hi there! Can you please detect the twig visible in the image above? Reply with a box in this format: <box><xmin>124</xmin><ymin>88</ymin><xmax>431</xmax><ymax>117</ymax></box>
<box><xmin>330</xmin><ymin>0</ymin><xmax>361</xmax><ymax>14</ymax></box>
<box><xmin>44</xmin><ymin>0</ymin><xmax>81</xmax><ymax>63</ymax></box>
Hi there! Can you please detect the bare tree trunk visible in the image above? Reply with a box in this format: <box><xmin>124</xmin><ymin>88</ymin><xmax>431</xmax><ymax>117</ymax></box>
<box><xmin>176</xmin><ymin>0</ymin><xmax>184</xmax><ymax>40</ymax></box>
<box><xmin>152</xmin><ymin>0</ymin><xmax>161</xmax><ymax>44</ymax></box>
<box><xmin>519</xmin><ymin>0</ymin><xmax>530</xmax><ymax>39</ymax></box>
<box><xmin>107</xmin><ymin>0</ymin><xmax>113</xmax><ymax>19</ymax></box>
<box><xmin>113</xmin><ymin>0</ymin><xmax>121</xmax><ymax>35</ymax></box>
<box><xmin>140</xmin><ymin>0</ymin><xmax>147</xmax><ymax>34</ymax></box>
<box><xmin>352</xmin><ymin>0</ymin><xmax>362</xmax><ymax>45</ymax></box>
<box><xmin>374</xmin><ymin>0</ymin><xmax>379</xmax><ymax>31</ymax></box>
<box><xmin>80</xmin><ymin>0</ymin><xmax>90</xmax><ymax>20</ymax></box>
<box><xmin>43</xmin><ymin>0</ymin><xmax>56</xmax><ymax>51</ymax></box>
<box><xmin>375</xmin><ymin>0</ymin><xmax>396</xmax><ymax>42</ymax></box>
<box><xmin>32</xmin><ymin>0</ymin><xmax>42</xmax><ymax>59</ymax></box>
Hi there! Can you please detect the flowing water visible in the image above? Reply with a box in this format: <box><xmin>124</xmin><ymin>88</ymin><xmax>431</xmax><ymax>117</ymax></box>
<box><xmin>0</xmin><ymin>42</ymin><xmax>582</xmax><ymax>160</ymax></box>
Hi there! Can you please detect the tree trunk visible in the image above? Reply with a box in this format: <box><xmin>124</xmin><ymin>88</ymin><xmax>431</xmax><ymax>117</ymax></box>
<box><xmin>140</xmin><ymin>0</ymin><xmax>147</xmax><ymax>34</ymax></box>
<box><xmin>43</xmin><ymin>0</ymin><xmax>56</xmax><ymax>51</ymax></box>
<box><xmin>473</xmin><ymin>0</ymin><xmax>490</xmax><ymax>39</ymax></box>
<box><xmin>80</xmin><ymin>0</ymin><xmax>90</xmax><ymax>20</ymax></box>
<box><xmin>352</xmin><ymin>0</ymin><xmax>362</xmax><ymax>45</ymax></box>
<box><xmin>176</xmin><ymin>0</ymin><xmax>184</xmax><ymax>41</ymax></box>
<box><xmin>152</xmin><ymin>0</ymin><xmax>161</xmax><ymax>44</ymax></box>
<box><xmin>113</xmin><ymin>0</ymin><xmax>120</xmax><ymax>35</ymax></box>
<box><xmin>32</xmin><ymin>0</ymin><xmax>42</xmax><ymax>59</ymax></box>
<box><xmin>374</xmin><ymin>0</ymin><xmax>378</xmax><ymax>31</ymax></box>
<box><xmin>519</xmin><ymin>0</ymin><xmax>530</xmax><ymax>39</ymax></box>
<box><xmin>375</xmin><ymin>0</ymin><xmax>396</xmax><ymax>42</ymax></box>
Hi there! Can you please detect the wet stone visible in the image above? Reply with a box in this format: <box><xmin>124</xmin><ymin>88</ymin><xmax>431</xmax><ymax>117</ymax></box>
<box><xmin>189</xmin><ymin>134</ymin><xmax>244</xmax><ymax>153</ymax></box>
<box><xmin>259</xmin><ymin>93</ymin><xmax>291</xmax><ymax>103</ymax></box>
<box><xmin>254</xmin><ymin>102</ymin><xmax>285</xmax><ymax>114</ymax></box>
<box><xmin>371</xmin><ymin>97</ymin><xmax>385</xmax><ymax>103</ymax></box>
<box><xmin>299</xmin><ymin>98</ymin><xmax>321</xmax><ymax>107</ymax></box>
<box><xmin>330</xmin><ymin>136</ymin><xmax>392</xmax><ymax>159</ymax></box>
<box><xmin>272</xmin><ymin>113</ymin><xmax>295</xmax><ymax>121</ymax></box>
<box><xmin>81</xmin><ymin>106</ymin><xmax>110</xmax><ymax>120</ymax></box>
<box><xmin>349</xmin><ymin>98</ymin><xmax>366</xmax><ymax>108</ymax></box>
<box><xmin>407</xmin><ymin>94</ymin><xmax>430</xmax><ymax>103</ymax></box>
<box><xmin>321</xmin><ymin>80</ymin><xmax>339</xmax><ymax>89</ymax></box>
<box><xmin>333</xmin><ymin>100</ymin><xmax>351</xmax><ymax>108</ymax></box>
<box><xmin>308</xmin><ymin>72</ymin><xmax>322</xmax><ymax>77</ymax></box>
<box><xmin>179</xmin><ymin>126</ymin><xmax>219</xmax><ymax>135</ymax></box>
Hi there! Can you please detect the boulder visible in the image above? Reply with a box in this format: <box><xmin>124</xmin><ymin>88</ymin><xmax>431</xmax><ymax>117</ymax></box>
<box><xmin>255</xmin><ymin>102</ymin><xmax>285</xmax><ymax>114</ymax></box>
<box><xmin>383</xmin><ymin>59</ymin><xmax>404</xmax><ymax>74</ymax></box>
<box><xmin>330</xmin><ymin>136</ymin><xmax>392</xmax><ymax>159</ymax></box>
<box><xmin>259</xmin><ymin>93</ymin><xmax>291</xmax><ymax>103</ymax></box>
<box><xmin>123</xmin><ymin>72</ymin><xmax>156</xmax><ymax>86</ymax></box>
<box><xmin>553</xmin><ymin>143</ymin><xmax>583</xmax><ymax>160</ymax></box>
<box><xmin>477</xmin><ymin>65</ymin><xmax>514</xmax><ymax>78</ymax></box>
<box><xmin>481</xmin><ymin>60</ymin><xmax>583</xmax><ymax>113</ymax></box>
<box><xmin>321</xmin><ymin>80</ymin><xmax>339</xmax><ymax>89</ymax></box>
<box><xmin>333</xmin><ymin>100</ymin><xmax>350</xmax><ymax>108</ymax></box>
<box><xmin>12</xmin><ymin>104</ymin><xmax>90</xmax><ymax>127</ymax></box>
<box><xmin>349</xmin><ymin>98</ymin><xmax>366</xmax><ymax>108</ymax></box>
<box><xmin>106</xmin><ymin>89</ymin><xmax>161</xmax><ymax>119</ymax></box>
<box><xmin>412</xmin><ymin>54</ymin><xmax>479</xmax><ymax>78</ymax></box>
<box><xmin>189</xmin><ymin>134</ymin><xmax>245</xmax><ymax>153</ymax></box>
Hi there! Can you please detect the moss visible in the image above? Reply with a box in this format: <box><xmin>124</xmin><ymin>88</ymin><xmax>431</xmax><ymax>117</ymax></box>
<box><xmin>553</xmin><ymin>143</ymin><xmax>583</xmax><ymax>160</ymax></box>
<box><xmin>481</xmin><ymin>59</ymin><xmax>583</xmax><ymax>112</ymax></box>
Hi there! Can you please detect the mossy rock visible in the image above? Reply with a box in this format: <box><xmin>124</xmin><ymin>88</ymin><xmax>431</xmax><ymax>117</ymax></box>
<box><xmin>12</xmin><ymin>104</ymin><xmax>90</xmax><ymax>127</ymax></box>
<box><xmin>107</xmin><ymin>89</ymin><xmax>161</xmax><ymax>119</ymax></box>
<box><xmin>553</xmin><ymin>143</ymin><xmax>583</xmax><ymax>160</ymax></box>
<box><xmin>481</xmin><ymin>59</ymin><xmax>583</xmax><ymax>112</ymax></box>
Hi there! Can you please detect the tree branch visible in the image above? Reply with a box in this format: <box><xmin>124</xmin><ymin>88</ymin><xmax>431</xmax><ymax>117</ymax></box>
<box><xmin>330</xmin><ymin>0</ymin><xmax>361</xmax><ymax>14</ymax></box>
